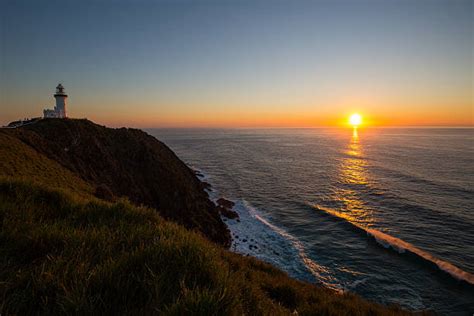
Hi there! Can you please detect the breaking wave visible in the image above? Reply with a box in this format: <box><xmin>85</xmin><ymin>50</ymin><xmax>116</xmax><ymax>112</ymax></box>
<box><xmin>314</xmin><ymin>205</ymin><xmax>474</xmax><ymax>285</ymax></box>
<box><xmin>242</xmin><ymin>201</ymin><xmax>341</xmax><ymax>290</ymax></box>
<box><xmin>195</xmin><ymin>169</ymin><xmax>340</xmax><ymax>289</ymax></box>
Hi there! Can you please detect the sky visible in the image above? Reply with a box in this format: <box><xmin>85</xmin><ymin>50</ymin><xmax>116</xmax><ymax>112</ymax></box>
<box><xmin>0</xmin><ymin>0</ymin><xmax>472</xmax><ymax>128</ymax></box>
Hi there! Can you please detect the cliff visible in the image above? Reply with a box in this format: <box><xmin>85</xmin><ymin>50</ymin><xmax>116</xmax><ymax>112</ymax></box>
<box><xmin>5</xmin><ymin>118</ymin><xmax>230</xmax><ymax>246</ymax></box>
<box><xmin>0</xmin><ymin>119</ymin><xmax>410</xmax><ymax>315</ymax></box>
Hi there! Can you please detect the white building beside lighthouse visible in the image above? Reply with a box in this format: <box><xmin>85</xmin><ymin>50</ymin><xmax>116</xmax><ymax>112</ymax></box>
<box><xmin>43</xmin><ymin>84</ymin><xmax>68</xmax><ymax>118</ymax></box>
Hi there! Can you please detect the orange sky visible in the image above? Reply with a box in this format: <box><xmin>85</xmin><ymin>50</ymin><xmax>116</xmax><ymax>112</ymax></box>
<box><xmin>1</xmin><ymin>1</ymin><xmax>473</xmax><ymax>128</ymax></box>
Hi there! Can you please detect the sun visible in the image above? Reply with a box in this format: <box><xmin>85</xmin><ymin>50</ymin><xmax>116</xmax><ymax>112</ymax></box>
<box><xmin>349</xmin><ymin>113</ymin><xmax>362</xmax><ymax>127</ymax></box>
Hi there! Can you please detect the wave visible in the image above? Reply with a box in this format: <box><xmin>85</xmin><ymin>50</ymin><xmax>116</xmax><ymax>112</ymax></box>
<box><xmin>195</xmin><ymin>166</ymin><xmax>474</xmax><ymax>287</ymax></box>
<box><xmin>193</xmin><ymin>168</ymin><xmax>341</xmax><ymax>290</ymax></box>
<box><xmin>242</xmin><ymin>201</ymin><xmax>341</xmax><ymax>291</ymax></box>
<box><xmin>314</xmin><ymin>205</ymin><xmax>474</xmax><ymax>286</ymax></box>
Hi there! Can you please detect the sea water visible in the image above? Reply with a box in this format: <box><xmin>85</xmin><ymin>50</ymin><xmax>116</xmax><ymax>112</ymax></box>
<box><xmin>148</xmin><ymin>128</ymin><xmax>474</xmax><ymax>315</ymax></box>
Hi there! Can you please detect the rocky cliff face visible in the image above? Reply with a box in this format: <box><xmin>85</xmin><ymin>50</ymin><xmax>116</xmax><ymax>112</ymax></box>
<box><xmin>9</xmin><ymin>119</ymin><xmax>230</xmax><ymax>246</ymax></box>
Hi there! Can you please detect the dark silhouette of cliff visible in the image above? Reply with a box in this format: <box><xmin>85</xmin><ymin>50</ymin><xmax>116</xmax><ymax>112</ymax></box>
<box><xmin>6</xmin><ymin>118</ymin><xmax>230</xmax><ymax>246</ymax></box>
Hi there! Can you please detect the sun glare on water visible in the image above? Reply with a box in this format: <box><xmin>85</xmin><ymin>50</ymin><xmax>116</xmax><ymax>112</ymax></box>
<box><xmin>349</xmin><ymin>113</ymin><xmax>362</xmax><ymax>127</ymax></box>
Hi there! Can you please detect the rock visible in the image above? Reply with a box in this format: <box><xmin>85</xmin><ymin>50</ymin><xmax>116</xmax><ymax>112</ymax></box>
<box><xmin>216</xmin><ymin>198</ymin><xmax>235</xmax><ymax>209</ymax></box>
<box><xmin>217</xmin><ymin>205</ymin><xmax>239</xmax><ymax>219</ymax></box>
<box><xmin>194</xmin><ymin>170</ymin><xmax>204</xmax><ymax>177</ymax></box>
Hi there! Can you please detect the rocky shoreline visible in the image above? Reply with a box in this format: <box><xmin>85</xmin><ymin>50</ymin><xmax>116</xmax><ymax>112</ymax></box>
<box><xmin>194</xmin><ymin>170</ymin><xmax>287</xmax><ymax>261</ymax></box>
<box><xmin>195</xmin><ymin>170</ymin><xmax>239</xmax><ymax>220</ymax></box>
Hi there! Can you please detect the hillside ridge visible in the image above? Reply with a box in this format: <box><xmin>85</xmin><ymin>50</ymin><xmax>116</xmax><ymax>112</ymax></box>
<box><xmin>2</xmin><ymin>118</ymin><xmax>230</xmax><ymax>246</ymax></box>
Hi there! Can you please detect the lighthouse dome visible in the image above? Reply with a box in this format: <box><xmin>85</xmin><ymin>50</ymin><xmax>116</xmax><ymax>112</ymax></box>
<box><xmin>55</xmin><ymin>83</ymin><xmax>66</xmax><ymax>95</ymax></box>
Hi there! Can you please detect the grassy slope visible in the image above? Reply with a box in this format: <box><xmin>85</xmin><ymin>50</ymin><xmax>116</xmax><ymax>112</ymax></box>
<box><xmin>0</xmin><ymin>122</ymin><xmax>411</xmax><ymax>315</ymax></box>
<box><xmin>8</xmin><ymin>119</ymin><xmax>230</xmax><ymax>246</ymax></box>
<box><xmin>0</xmin><ymin>180</ymin><xmax>409</xmax><ymax>315</ymax></box>
<box><xmin>0</xmin><ymin>131</ymin><xmax>94</xmax><ymax>198</ymax></box>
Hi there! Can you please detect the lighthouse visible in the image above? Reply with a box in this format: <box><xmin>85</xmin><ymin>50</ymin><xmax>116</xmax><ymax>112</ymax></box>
<box><xmin>43</xmin><ymin>83</ymin><xmax>68</xmax><ymax>118</ymax></box>
<box><xmin>53</xmin><ymin>84</ymin><xmax>68</xmax><ymax>118</ymax></box>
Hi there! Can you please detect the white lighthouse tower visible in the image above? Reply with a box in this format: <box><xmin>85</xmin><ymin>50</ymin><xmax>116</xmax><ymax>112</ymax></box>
<box><xmin>43</xmin><ymin>83</ymin><xmax>68</xmax><ymax>118</ymax></box>
<box><xmin>54</xmin><ymin>83</ymin><xmax>68</xmax><ymax>118</ymax></box>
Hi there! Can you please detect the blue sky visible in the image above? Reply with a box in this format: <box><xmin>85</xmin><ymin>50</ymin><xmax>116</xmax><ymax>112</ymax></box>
<box><xmin>1</xmin><ymin>0</ymin><xmax>472</xmax><ymax>127</ymax></box>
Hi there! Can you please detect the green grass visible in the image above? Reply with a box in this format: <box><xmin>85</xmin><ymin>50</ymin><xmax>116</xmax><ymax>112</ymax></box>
<box><xmin>0</xmin><ymin>180</ymin><xmax>411</xmax><ymax>315</ymax></box>
<box><xmin>6</xmin><ymin>119</ymin><xmax>231</xmax><ymax>246</ymax></box>
<box><xmin>0</xmin><ymin>131</ymin><xmax>94</xmax><ymax>198</ymax></box>
<box><xmin>0</xmin><ymin>122</ymin><xmax>414</xmax><ymax>314</ymax></box>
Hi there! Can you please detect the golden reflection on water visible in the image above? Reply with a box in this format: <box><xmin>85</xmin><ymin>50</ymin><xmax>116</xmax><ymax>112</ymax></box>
<box><xmin>341</xmin><ymin>127</ymin><xmax>367</xmax><ymax>185</ymax></box>
<box><xmin>352</xmin><ymin>127</ymin><xmax>358</xmax><ymax>140</ymax></box>
<box><xmin>334</xmin><ymin>127</ymin><xmax>374</xmax><ymax>226</ymax></box>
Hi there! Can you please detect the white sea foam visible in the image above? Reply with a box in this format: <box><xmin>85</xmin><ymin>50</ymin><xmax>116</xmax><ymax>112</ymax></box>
<box><xmin>239</xmin><ymin>200</ymin><xmax>341</xmax><ymax>290</ymax></box>
<box><xmin>366</xmin><ymin>228</ymin><xmax>474</xmax><ymax>285</ymax></box>
<box><xmin>193</xmin><ymin>167</ymin><xmax>340</xmax><ymax>289</ymax></box>
<box><xmin>196</xmin><ymin>168</ymin><xmax>473</xmax><ymax>294</ymax></box>
<box><xmin>230</xmin><ymin>204</ymin><xmax>305</xmax><ymax>275</ymax></box>
<box><xmin>315</xmin><ymin>205</ymin><xmax>474</xmax><ymax>285</ymax></box>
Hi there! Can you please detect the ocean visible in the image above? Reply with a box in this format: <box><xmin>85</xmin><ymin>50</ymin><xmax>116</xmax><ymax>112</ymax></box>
<box><xmin>148</xmin><ymin>128</ymin><xmax>474</xmax><ymax>315</ymax></box>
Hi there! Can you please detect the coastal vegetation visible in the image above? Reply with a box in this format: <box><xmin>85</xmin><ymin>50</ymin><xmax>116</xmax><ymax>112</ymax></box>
<box><xmin>6</xmin><ymin>118</ymin><xmax>229</xmax><ymax>246</ymax></box>
<box><xmin>0</xmin><ymin>119</ymin><xmax>410</xmax><ymax>315</ymax></box>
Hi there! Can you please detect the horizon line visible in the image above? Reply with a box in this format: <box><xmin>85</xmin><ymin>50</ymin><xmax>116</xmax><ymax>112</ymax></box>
<box><xmin>139</xmin><ymin>125</ymin><xmax>474</xmax><ymax>130</ymax></box>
